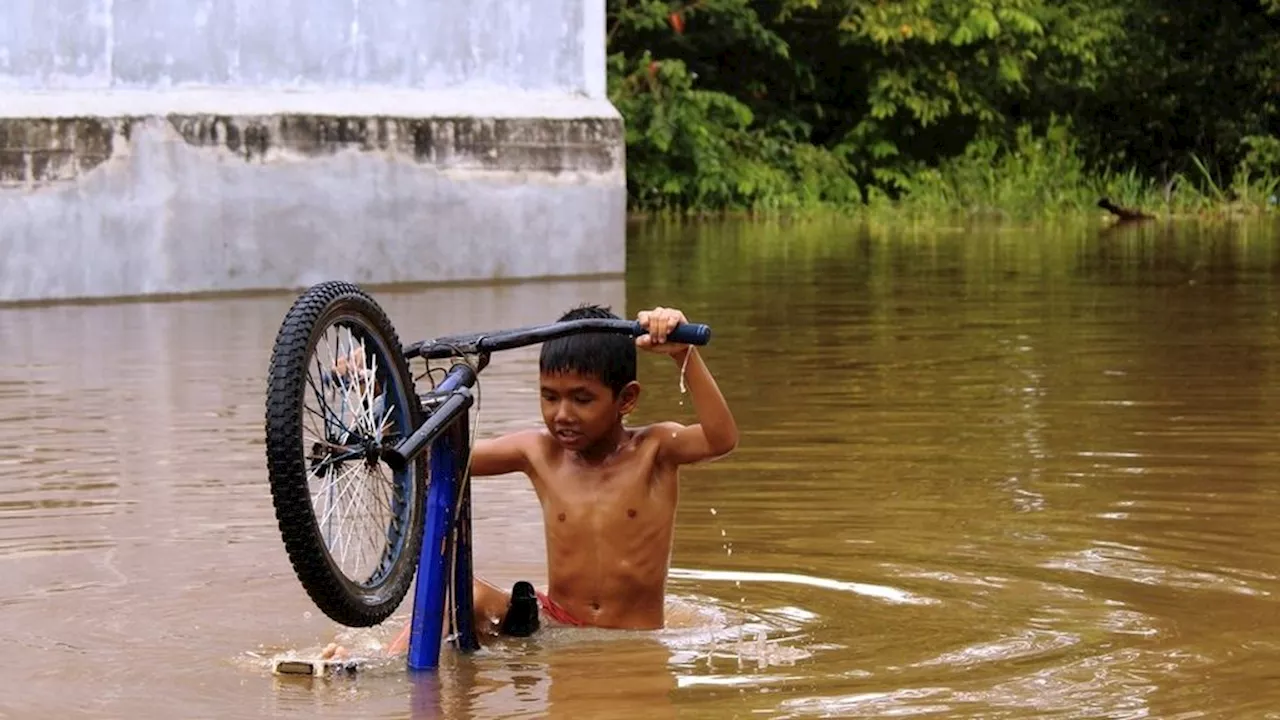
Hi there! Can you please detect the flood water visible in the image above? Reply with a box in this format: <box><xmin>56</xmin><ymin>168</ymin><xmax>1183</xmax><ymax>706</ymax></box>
<box><xmin>3</xmin><ymin>218</ymin><xmax>1280</xmax><ymax>719</ymax></box>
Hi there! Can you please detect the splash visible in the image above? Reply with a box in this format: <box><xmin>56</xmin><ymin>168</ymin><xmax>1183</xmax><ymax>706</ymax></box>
<box><xmin>669</xmin><ymin>567</ymin><xmax>937</xmax><ymax>606</ymax></box>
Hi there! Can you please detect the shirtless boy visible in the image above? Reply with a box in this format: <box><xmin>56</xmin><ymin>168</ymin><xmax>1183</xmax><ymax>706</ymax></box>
<box><xmin>467</xmin><ymin>302</ymin><xmax>739</xmax><ymax>636</ymax></box>
<box><xmin>328</xmin><ymin>303</ymin><xmax>738</xmax><ymax>659</ymax></box>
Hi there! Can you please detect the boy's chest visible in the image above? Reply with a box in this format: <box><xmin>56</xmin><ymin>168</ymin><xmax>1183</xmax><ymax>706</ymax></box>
<box><xmin>535</xmin><ymin>464</ymin><xmax>673</xmax><ymax>521</ymax></box>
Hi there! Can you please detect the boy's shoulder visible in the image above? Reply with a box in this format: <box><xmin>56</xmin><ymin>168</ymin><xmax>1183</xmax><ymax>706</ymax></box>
<box><xmin>485</xmin><ymin>422</ymin><xmax>697</xmax><ymax>466</ymax></box>
<box><xmin>629</xmin><ymin>421</ymin><xmax>687</xmax><ymax>441</ymax></box>
<box><xmin>492</xmin><ymin>427</ymin><xmax>554</xmax><ymax>450</ymax></box>
<box><xmin>628</xmin><ymin>421</ymin><xmax>693</xmax><ymax>458</ymax></box>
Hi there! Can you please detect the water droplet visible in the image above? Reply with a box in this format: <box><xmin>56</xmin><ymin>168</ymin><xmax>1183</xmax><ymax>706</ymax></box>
<box><xmin>720</xmin><ymin>529</ymin><xmax>726</xmax><ymax>536</ymax></box>
<box><xmin>303</xmin><ymin>611</ymin><xmax>312</xmax><ymax>620</ymax></box>
<box><xmin>709</xmin><ymin>508</ymin><xmax>717</xmax><ymax>515</ymax></box>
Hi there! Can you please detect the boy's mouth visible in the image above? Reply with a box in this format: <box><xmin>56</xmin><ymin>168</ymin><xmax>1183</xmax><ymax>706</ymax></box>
<box><xmin>555</xmin><ymin>429</ymin><xmax>584</xmax><ymax>445</ymax></box>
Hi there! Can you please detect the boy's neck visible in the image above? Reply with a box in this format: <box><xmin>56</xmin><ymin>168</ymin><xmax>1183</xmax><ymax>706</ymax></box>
<box><xmin>574</xmin><ymin>422</ymin><xmax>630</xmax><ymax>464</ymax></box>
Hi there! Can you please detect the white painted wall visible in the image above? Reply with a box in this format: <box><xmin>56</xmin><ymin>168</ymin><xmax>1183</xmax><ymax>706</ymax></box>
<box><xmin>0</xmin><ymin>117</ymin><xmax>625</xmax><ymax>303</ymax></box>
<box><xmin>0</xmin><ymin>0</ymin><xmax>622</xmax><ymax>303</ymax></box>
<box><xmin>0</xmin><ymin>0</ymin><xmax>605</xmax><ymax>98</ymax></box>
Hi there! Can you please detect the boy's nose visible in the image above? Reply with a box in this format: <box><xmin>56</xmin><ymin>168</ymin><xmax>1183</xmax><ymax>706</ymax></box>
<box><xmin>554</xmin><ymin>402</ymin><xmax>575</xmax><ymax>423</ymax></box>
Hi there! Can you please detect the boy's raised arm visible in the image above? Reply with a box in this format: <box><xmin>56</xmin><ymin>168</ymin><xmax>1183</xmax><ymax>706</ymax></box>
<box><xmin>636</xmin><ymin>307</ymin><xmax>739</xmax><ymax>466</ymax></box>
<box><xmin>468</xmin><ymin>429</ymin><xmax>537</xmax><ymax>477</ymax></box>
<box><xmin>659</xmin><ymin>348</ymin><xmax>739</xmax><ymax>465</ymax></box>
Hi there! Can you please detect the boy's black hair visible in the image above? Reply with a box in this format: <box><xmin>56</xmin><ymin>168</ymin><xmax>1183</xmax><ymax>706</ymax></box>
<box><xmin>539</xmin><ymin>303</ymin><xmax>636</xmax><ymax>395</ymax></box>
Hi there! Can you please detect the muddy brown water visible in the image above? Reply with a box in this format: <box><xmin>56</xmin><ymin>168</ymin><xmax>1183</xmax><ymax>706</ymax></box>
<box><xmin>2</xmin><ymin>219</ymin><xmax>1280</xmax><ymax>719</ymax></box>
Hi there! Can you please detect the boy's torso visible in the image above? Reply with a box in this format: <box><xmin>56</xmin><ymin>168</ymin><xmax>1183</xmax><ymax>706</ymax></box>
<box><xmin>524</xmin><ymin>425</ymin><xmax>678</xmax><ymax>630</ymax></box>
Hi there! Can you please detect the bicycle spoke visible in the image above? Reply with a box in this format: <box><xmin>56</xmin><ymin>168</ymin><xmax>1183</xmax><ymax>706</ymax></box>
<box><xmin>297</xmin><ymin>322</ymin><xmax>418</xmax><ymax>586</ymax></box>
<box><xmin>305</xmin><ymin>370</ymin><xmax>355</xmax><ymax>440</ymax></box>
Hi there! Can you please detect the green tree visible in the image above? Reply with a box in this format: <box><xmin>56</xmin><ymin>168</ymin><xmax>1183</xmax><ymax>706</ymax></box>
<box><xmin>606</xmin><ymin>0</ymin><xmax>1280</xmax><ymax>214</ymax></box>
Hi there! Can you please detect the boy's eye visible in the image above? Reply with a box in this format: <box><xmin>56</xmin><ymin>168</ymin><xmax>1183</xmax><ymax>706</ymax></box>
<box><xmin>572</xmin><ymin>393</ymin><xmax>595</xmax><ymax>404</ymax></box>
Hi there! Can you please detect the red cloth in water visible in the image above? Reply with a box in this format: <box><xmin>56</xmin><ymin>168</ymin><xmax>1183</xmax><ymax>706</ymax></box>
<box><xmin>536</xmin><ymin>591</ymin><xmax>585</xmax><ymax>626</ymax></box>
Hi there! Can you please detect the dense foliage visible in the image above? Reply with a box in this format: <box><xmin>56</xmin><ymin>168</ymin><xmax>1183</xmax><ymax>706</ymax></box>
<box><xmin>606</xmin><ymin>0</ymin><xmax>1280</xmax><ymax>216</ymax></box>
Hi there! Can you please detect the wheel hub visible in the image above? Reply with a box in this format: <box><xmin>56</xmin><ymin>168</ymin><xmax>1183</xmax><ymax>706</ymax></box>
<box><xmin>362</xmin><ymin>437</ymin><xmax>381</xmax><ymax>467</ymax></box>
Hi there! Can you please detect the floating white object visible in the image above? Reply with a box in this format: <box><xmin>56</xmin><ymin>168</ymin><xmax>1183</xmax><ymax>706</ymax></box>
<box><xmin>271</xmin><ymin>657</ymin><xmax>362</xmax><ymax>677</ymax></box>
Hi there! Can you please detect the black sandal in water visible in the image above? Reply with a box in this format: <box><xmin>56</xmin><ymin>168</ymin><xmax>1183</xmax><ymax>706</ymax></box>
<box><xmin>498</xmin><ymin>581</ymin><xmax>541</xmax><ymax>637</ymax></box>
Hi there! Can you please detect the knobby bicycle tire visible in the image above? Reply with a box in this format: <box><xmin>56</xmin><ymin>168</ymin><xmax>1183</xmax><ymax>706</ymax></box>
<box><xmin>264</xmin><ymin>281</ymin><xmax>426</xmax><ymax>627</ymax></box>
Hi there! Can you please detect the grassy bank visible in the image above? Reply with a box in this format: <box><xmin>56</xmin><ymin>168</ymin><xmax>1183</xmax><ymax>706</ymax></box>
<box><xmin>622</xmin><ymin>119</ymin><xmax>1280</xmax><ymax>225</ymax></box>
<box><xmin>866</xmin><ymin>125</ymin><xmax>1280</xmax><ymax>224</ymax></box>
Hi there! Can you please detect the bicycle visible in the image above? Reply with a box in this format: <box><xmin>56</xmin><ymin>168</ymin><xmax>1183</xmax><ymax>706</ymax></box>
<box><xmin>262</xmin><ymin>281</ymin><xmax>711</xmax><ymax>670</ymax></box>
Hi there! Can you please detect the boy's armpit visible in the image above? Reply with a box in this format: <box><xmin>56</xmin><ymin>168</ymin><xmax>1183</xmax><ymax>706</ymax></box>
<box><xmin>654</xmin><ymin>421</ymin><xmax>733</xmax><ymax>466</ymax></box>
<box><xmin>469</xmin><ymin>429</ymin><xmax>539</xmax><ymax>477</ymax></box>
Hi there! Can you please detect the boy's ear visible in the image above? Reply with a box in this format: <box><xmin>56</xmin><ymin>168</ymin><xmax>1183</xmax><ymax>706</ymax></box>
<box><xmin>618</xmin><ymin>381</ymin><xmax>641</xmax><ymax>415</ymax></box>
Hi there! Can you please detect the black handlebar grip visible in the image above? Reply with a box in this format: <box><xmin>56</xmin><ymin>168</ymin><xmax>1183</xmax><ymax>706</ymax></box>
<box><xmin>632</xmin><ymin>321</ymin><xmax>711</xmax><ymax>346</ymax></box>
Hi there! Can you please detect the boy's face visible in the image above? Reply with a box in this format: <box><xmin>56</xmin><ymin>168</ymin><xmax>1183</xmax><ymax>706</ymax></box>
<box><xmin>539</xmin><ymin>370</ymin><xmax>639</xmax><ymax>451</ymax></box>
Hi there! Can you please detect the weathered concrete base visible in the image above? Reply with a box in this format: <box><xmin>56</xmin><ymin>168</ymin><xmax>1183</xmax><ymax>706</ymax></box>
<box><xmin>0</xmin><ymin>90</ymin><xmax>625</xmax><ymax>303</ymax></box>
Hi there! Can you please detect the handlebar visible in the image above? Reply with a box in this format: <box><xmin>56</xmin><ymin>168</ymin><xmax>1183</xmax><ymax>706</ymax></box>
<box><xmin>405</xmin><ymin>318</ymin><xmax>712</xmax><ymax>361</ymax></box>
<box><xmin>386</xmin><ymin>319</ymin><xmax>709</xmax><ymax>469</ymax></box>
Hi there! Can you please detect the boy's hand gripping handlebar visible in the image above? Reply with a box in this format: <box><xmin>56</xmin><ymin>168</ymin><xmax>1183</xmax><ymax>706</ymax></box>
<box><xmin>629</xmin><ymin>320</ymin><xmax>711</xmax><ymax>346</ymax></box>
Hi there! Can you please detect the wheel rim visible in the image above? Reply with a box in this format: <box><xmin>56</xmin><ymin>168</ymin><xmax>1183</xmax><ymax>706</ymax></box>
<box><xmin>301</xmin><ymin>314</ymin><xmax>415</xmax><ymax>590</ymax></box>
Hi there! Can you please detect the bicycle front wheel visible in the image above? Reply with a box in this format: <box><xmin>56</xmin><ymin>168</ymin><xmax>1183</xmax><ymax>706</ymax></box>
<box><xmin>264</xmin><ymin>281</ymin><xmax>425</xmax><ymax>627</ymax></box>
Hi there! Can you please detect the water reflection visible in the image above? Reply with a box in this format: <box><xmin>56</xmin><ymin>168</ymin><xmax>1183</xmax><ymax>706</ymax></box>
<box><xmin>2</xmin><ymin>218</ymin><xmax>1280</xmax><ymax>718</ymax></box>
<box><xmin>626</xmin><ymin>217</ymin><xmax>1280</xmax><ymax>718</ymax></box>
<box><xmin>458</xmin><ymin>637</ymin><xmax>678</xmax><ymax>720</ymax></box>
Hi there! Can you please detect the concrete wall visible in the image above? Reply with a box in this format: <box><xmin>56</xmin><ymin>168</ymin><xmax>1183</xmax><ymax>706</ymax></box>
<box><xmin>0</xmin><ymin>0</ymin><xmax>604</xmax><ymax>96</ymax></box>
<box><xmin>0</xmin><ymin>0</ymin><xmax>623</xmax><ymax>304</ymax></box>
